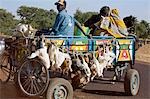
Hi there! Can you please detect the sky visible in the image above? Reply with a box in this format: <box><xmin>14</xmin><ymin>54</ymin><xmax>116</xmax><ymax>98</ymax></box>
<box><xmin>0</xmin><ymin>0</ymin><xmax>150</xmax><ymax>22</ymax></box>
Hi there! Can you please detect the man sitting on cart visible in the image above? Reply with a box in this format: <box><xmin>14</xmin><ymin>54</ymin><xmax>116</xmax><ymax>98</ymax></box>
<box><xmin>84</xmin><ymin>6</ymin><xmax>129</xmax><ymax>38</ymax></box>
<box><xmin>51</xmin><ymin>0</ymin><xmax>88</xmax><ymax>37</ymax></box>
<box><xmin>50</xmin><ymin>0</ymin><xmax>74</xmax><ymax>36</ymax></box>
<box><xmin>84</xmin><ymin>6</ymin><xmax>110</xmax><ymax>36</ymax></box>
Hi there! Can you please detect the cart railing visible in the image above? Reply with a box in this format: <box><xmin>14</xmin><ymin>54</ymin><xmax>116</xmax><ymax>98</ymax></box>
<box><xmin>42</xmin><ymin>35</ymin><xmax>135</xmax><ymax>64</ymax></box>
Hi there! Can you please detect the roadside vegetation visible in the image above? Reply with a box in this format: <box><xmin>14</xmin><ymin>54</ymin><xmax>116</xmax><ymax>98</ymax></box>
<box><xmin>0</xmin><ymin>6</ymin><xmax>150</xmax><ymax>39</ymax></box>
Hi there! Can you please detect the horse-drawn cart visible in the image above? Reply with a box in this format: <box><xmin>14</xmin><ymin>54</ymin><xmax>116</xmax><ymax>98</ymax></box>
<box><xmin>0</xmin><ymin>31</ymin><xmax>140</xmax><ymax>98</ymax></box>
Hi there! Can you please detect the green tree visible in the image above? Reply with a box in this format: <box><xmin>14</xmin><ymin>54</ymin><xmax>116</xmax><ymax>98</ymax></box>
<box><xmin>74</xmin><ymin>9</ymin><xmax>98</xmax><ymax>24</ymax></box>
<box><xmin>135</xmin><ymin>20</ymin><xmax>150</xmax><ymax>38</ymax></box>
<box><xmin>17</xmin><ymin>6</ymin><xmax>57</xmax><ymax>29</ymax></box>
<box><xmin>0</xmin><ymin>9</ymin><xmax>19</xmax><ymax>35</ymax></box>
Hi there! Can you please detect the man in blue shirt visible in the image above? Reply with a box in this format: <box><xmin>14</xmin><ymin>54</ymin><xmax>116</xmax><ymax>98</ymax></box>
<box><xmin>51</xmin><ymin>0</ymin><xmax>74</xmax><ymax>36</ymax></box>
<box><xmin>51</xmin><ymin>0</ymin><xmax>90</xmax><ymax>38</ymax></box>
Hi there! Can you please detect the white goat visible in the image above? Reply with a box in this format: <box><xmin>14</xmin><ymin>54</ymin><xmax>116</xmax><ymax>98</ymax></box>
<box><xmin>104</xmin><ymin>45</ymin><xmax>116</xmax><ymax>67</ymax></box>
<box><xmin>78</xmin><ymin>55</ymin><xmax>91</xmax><ymax>81</ymax></box>
<box><xmin>90</xmin><ymin>44</ymin><xmax>115</xmax><ymax>81</ymax></box>
<box><xmin>89</xmin><ymin>53</ymin><xmax>106</xmax><ymax>81</ymax></box>
<box><xmin>47</xmin><ymin>43</ymin><xmax>72</xmax><ymax>72</ymax></box>
<box><xmin>28</xmin><ymin>39</ymin><xmax>50</xmax><ymax>69</ymax></box>
<box><xmin>13</xmin><ymin>23</ymin><xmax>35</xmax><ymax>38</ymax></box>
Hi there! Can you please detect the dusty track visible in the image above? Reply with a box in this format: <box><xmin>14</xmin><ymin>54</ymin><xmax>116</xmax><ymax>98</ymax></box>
<box><xmin>0</xmin><ymin>61</ymin><xmax>150</xmax><ymax>99</ymax></box>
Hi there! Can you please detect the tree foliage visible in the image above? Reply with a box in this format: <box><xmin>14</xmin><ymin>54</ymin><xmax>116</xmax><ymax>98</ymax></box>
<box><xmin>0</xmin><ymin>6</ymin><xmax>149</xmax><ymax>38</ymax></box>
<box><xmin>0</xmin><ymin>9</ymin><xmax>19</xmax><ymax>35</ymax></box>
<box><xmin>17</xmin><ymin>6</ymin><xmax>57</xmax><ymax>29</ymax></box>
<box><xmin>135</xmin><ymin>20</ymin><xmax>150</xmax><ymax>39</ymax></box>
<box><xmin>74</xmin><ymin>9</ymin><xmax>98</xmax><ymax>24</ymax></box>
<box><xmin>74</xmin><ymin>10</ymin><xmax>150</xmax><ymax>39</ymax></box>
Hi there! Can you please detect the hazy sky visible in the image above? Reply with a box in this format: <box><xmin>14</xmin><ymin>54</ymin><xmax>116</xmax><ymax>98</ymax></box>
<box><xmin>0</xmin><ymin>0</ymin><xmax>150</xmax><ymax>22</ymax></box>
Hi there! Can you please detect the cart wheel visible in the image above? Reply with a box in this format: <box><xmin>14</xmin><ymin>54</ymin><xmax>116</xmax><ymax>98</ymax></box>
<box><xmin>46</xmin><ymin>78</ymin><xmax>73</xmax><ymax>99</ymax></box>
<box><xmin>0</xmin><ymin>51</ymin><xmax>12</xmax><ymax>83</ymax></box>
<box><xmin>124</xmin><ymin>69</ymin><xmax>140</xmax><ymax>96</ymax></box>
<box><xmin>18</xmin><ymin>59</ymin><xmax>49</xmax><ymax>96</ymax></box>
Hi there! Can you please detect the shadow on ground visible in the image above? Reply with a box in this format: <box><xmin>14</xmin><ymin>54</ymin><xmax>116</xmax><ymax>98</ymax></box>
<box><xmin>82</xmin><ymin>89</ymin><xmax>126</xmax><ymax>96</ymax></box>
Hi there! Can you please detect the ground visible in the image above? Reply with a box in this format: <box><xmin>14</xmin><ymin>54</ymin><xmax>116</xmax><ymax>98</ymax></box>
<box><xmin>0</xmin><ymin>44</ymin><xmax>150</xmax><ymax>99</ymax></box>
<box><xmin>136</xmin><ymin>44</ymin><xmax>150</xmax><ymax>63</ymax></box>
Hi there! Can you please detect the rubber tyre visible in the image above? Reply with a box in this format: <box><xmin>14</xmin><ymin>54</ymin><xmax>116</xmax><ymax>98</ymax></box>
<box><xmin>46</xmin><ymin>78</ymin><xmax>73</xmax><ymax>99</ymax></box>
<box><xmin>124</xmin><ymin>69</ymin><xmax>140</xmax><ymax>96</ymax></box>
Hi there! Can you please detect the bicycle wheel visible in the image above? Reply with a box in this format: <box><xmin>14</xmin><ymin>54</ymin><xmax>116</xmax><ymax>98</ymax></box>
<box><xmin>0</xmin><ymin>51</ymin><xmax>12</xmax><ymax>83</ymax></box>
<box><xmin>18</xmin><ymin>58</ymin><xmax>49</xmax><ymax>96</ymax></box>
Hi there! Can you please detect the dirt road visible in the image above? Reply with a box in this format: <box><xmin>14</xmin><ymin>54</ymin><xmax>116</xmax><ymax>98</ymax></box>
<box><xmin>0</xmin><ymin>61</ymin><xmax>150</xmax><ymax>99</ymax></box>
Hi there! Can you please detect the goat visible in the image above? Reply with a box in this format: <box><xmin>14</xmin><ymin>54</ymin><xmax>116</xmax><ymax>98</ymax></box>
<box><xmin>13</xmin><ymin>23</ymin><xmax>36</xmax><ymax>38</ymax></box>
<box><xmin>104</xmin><ymin>44</ymin><xmax>116</xmax><ymax>68</ymax></box>
<box><xmin>28</xmin><ymin>38</ymin><xmax>50</xmax><ymax>69</ymax></box>
<box><xmin>71</xmin><ymin>53</ymin><xmax>91</xmax><ymax>89</ymax></box>
<box><xmin>88</xmin><ymin>52</ymin><xmax>105</xmax><ymax>81</ymax></box>
<box><xmin>47</xmin><ymin>42</ymin><xmax>72</xmax><ymax>74</ymax></box>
